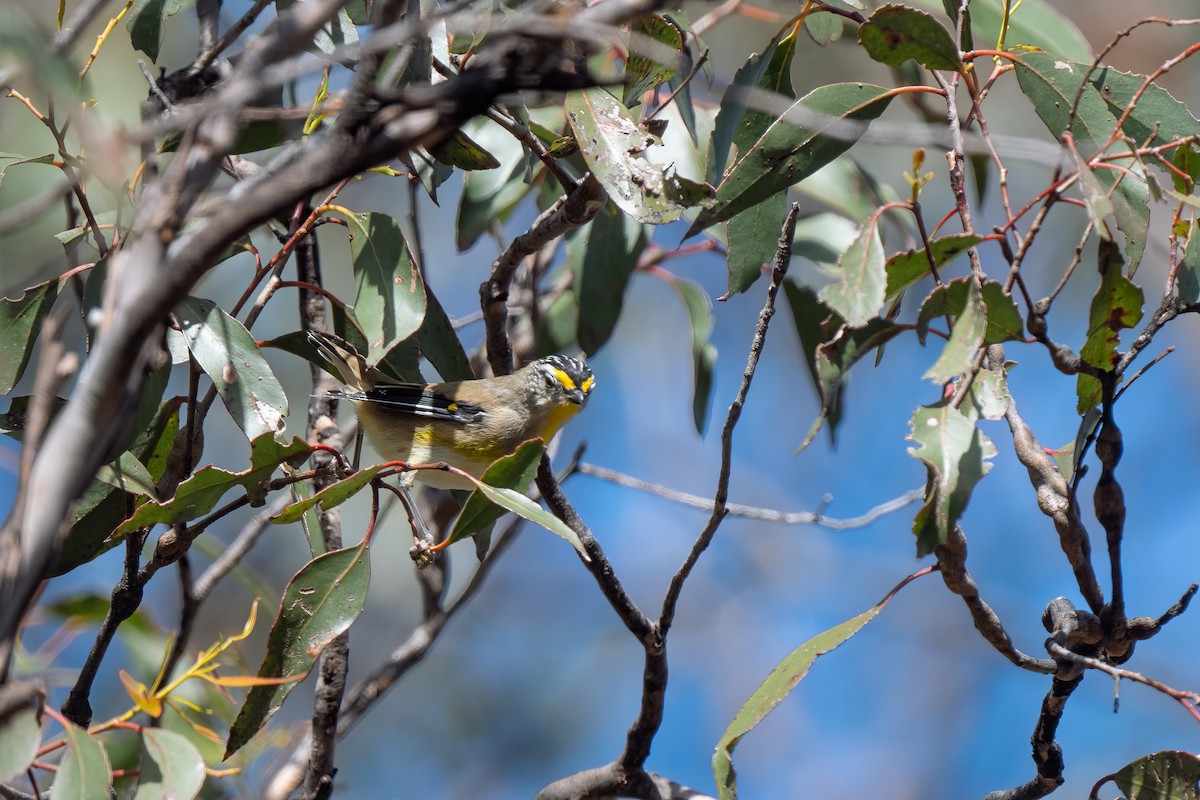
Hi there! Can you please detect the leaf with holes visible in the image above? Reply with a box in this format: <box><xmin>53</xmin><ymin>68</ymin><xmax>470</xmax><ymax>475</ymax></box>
<box><xmin>226</xmin><ymin>540</ymin><xmax>371</xmax><ymax>758</ymax></box>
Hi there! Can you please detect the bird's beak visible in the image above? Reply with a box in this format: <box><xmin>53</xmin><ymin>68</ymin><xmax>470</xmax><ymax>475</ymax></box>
<box><xmin>567</xmin><ymin>388</ymin><xmax>586</xmax><ymax>405</ymax></box>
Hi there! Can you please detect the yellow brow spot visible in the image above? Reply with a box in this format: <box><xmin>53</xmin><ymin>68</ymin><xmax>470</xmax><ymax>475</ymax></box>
<box><xmin>553</xmin><ymin>368</ymin><xmax>576</xmax><ymax>392</ymax></box>
<box><xmin>581</xmin><ymin>375</ymin><xmax>594</xmax><ymax>394</ymax></box>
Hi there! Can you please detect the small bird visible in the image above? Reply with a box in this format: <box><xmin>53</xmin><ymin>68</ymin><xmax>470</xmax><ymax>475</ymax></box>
<box><xmin>309</xmin><ymin>332</ymin><xmax>595</xmax><ymax>490</ymax></box>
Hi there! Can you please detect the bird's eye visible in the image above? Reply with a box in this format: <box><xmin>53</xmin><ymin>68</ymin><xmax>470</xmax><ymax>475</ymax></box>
<box><xmin>544</xmin><ymin>372</ymin><xmax>557</xmax><ymax>389</ymax></box>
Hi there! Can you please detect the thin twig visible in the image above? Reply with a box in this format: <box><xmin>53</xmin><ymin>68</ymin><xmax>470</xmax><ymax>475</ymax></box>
<box><xmin>578</xmin><ymin>463</ymin><xmax>923</xmax><ymax>529</ymax></box>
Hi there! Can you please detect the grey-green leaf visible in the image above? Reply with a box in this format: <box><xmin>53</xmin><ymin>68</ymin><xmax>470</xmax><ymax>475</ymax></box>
<box><xmin>173</xmin><ymin>297</ymin><xmax>288</xmax><ymax>440</ymax></box>
<box><xmin>688</xmin><ymin>83</ymin><xmax>893</xmax><ymax>236</ymax></box>
<box><xmin>819</xmin><ymin>219</ymin><xmax>885</xmax><ymax>328</ymax></box>
<box><xmin>346</xmin><ymin>212</ymin><xmax>427</xmax><ymax>366</ymax></box>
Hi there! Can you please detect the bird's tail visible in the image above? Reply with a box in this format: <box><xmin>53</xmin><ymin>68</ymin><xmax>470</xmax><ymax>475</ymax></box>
<box><xmin>307</xmin><ymin>331</ymin><xmax>378</xmax><ymax>391</ymax></box>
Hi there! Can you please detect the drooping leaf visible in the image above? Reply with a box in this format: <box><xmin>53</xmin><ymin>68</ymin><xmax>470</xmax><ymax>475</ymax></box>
<box><xmin>960</xmin><ymin>368</ymin><xmax>1011</xmax><ymax>423</ymax></box>
<box><xmin>52</xmin><ymin>722</ymin><xmax>112</xmax><ymax>800</ymax></box>
<box><xmin>718</xmin><ymin>23</ymin><xmax>800</xmax><ymax>296</ymax></box>
<box><xmin>134</xmin><ymin>729</ymin><xmax>205</xmax><ymax>800</ymax></box>
<box><xmin>1014</xmin><ymin>52</ymin><xmax>1149</xmax><ymax>272</ymax></box>
<box><xmin>858</xmin><ymin>4</ymin><xmax>962</xmax><ymax>72</ymax></box>
<box><xmin>456</xmin><ymin>118</ymin><xmax>533</xmax><ymax>251</ymax></box>
<box><xmin>708</xmin><ymin>20</ymin><xmax>800</xmax><ymax>185</ymax></box>
<box><xmin>621</xmin><ymin>16</ymin><xmax>683</xmax><ymax>107</ymax></box>
<box><xmin>345</xmin><ymin>212</ymin><xmax>427</xmax><ymax>365</ymax></box>
<box><xmin>884</xmin><ymin>233</ymin><xmax>983</xmax><ymax>300</ymax></box>
<box><xmin>908</xmin><ymin>400</ymin><xmax>996</xmax><ymax>556</ymax></box>
<box><xmin>126</xmin><ymin>0</ymin><xmax>186</xmax><ymax>62</ymax></box>
<box><xmin>1090</xmin><ymin>750</ymin><xmax>1200</xmax><ymax>800</ymax></box>
<box><xmin>713</xmin><ymin>572</ymin><xmax>921</xmax><ymax>799</ymax></box>
<box><xmin>226</xmin><ymin>540</ymin><xmax>371</xmax><ymax>758</ymax></box>
<box><xmin>414</xmin><ymin>285</ymin><xmax>473</xmax><ymax>382</ymax></box>
<box><xmin>688</xmin><ymin>83</ymin><xmax>893</xmax><ymax>236</ymax></box>
<box><xmin>570</xmin><ymin>202</ymin><xmax>649</xmax><ymax>355</ymax></box>
<box><xmin>819</xmin><ymin>218</ymin><xmax>885</xmax><ymax>328</ymax></box>
<box><xmin>565</xmin><ymin>87</ymin><xmax>707</xmax><ymax>225</ymax></box>
<box><xmin>0</xmin><ymin>706</ymin><xmax>39</xmax><ymax>783</ymax></box>
<box><xmin>1178</xmin><ymin>220</ymin><xmax>1200</xmax><ymax>305</ymax></box>
<box><xmin>667</xmin><ymin>275</ymin><xmax>717</xmax><ymax>435</ymax></box>
<box><xmin>445</xmin><ymin>440</ymin><xmax>546</xmax><ymax>551</ymax></box>
<box><xmin>0</xmin><ymin>277</ymin><xmax>59</xmax><ymax>394</ymax></box>
<box><xmin>1049</xmin><ymin>407</ymin><xmax>1101</xmax><ymax>483</ymax></box>
<box><xmin>922</xmin><ymin>277</ymin><xmax>988</xmax><ymax>384</ymax></box>
<box><xmin>111</xmin><ymin>435</ymin><xmax>311</xmax><ymax>540</ymax></box>
<box><xmin>726</xmin><ymin>194</ymin><xmax>789</xmax><ymax>298</ymax></box>
<box><xmin>804</xmin><ymin>9</ymin><xmax>845</xmax><ymax>45</ymax></box>
<box><xmin>1076</xmin><ymin>239</ymin><xmax>1143</xmax><ymax>412</ymax></box>
<box><xmin>786</xmin><ymin>281</ymin><xmax>904</xmax><ymax>449</ymax></box>
<box><xmin>173</xmin><ymin>297</ymin><xmax>289</xmax><ymax>441</ymax></box>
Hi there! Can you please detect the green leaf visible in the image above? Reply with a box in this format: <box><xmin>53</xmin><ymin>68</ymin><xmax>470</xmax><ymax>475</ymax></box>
<box><xmin>52</xmin><ymin>722</ymin><xmax>112</xmax><ymax>800</ymax></box>
<box><xmin>271</xmin><ymin>464</ymin><xmax>389</xmax><ymax>525</ymax></box>
<box><xmin>445</xmin><ymin>440</ymin><xmax>546</xmax><ymax>550</ymax></box>
<box><xmin>708</xmin><ymin>21</ymin><xmax>799</xmax><ymax>186</ymax></box>
<box><xmin>0</xmin><ymin>277</ymin><xmax>59</xmax><ymax>394</ymax></box>
<box><xmin>1091</xmin><ymin>751</ymin><xmax>1200</xmax><ymax>800</ymax></box>
<box><xmin>1179</xmin><ymin>220</ymin><xmax>1200</xmax><ymax>305</ymax></box>
<box><xmin>0</xmin><ymin>706</ymin><xmax>39</xmax><ymax>783</ymax></box>
<box><xmin>565</xmin><ymin>87</ymin><xmax>704</xmax><ymax>225</ymax></box>
<box><xmin>713</xmin><ymin>579</ymin><xmax>912</xmax><ymax>800</ymax></box>
<box><xmin>456</xmin><ymin>118</ymin><xmax>533</xmax><ymax>251</ymax></box>
<box><xmin>1049</xmin><ymin>407</ymin><xmax>1101</xmax><ymax>483</ymax></box>
<box><xmin>908</xmin><ymin>401</ymin><xmax>996</xmax><ymax>556</ymax></box>
<box><xmin>858</xmin><ymin>4</ymin><xmax>962</xmax><ymax>71</ymax></box>
<box><xmin>1014</xmin><ymin>52</ymin><xmax>1149</xmax><ymax>272</ymax></box>
<box><xmin>819</xmin><ymin>219</ymin><xmax>885</xmax><ymax>328</ymax></box>
<box><xmin>916</xmin><ymin>279</ymin><xmax>1023</xmax><ymax>345</ymax></box>
<box><xmin>688</xmin><ymin>83</ymin><xmax>893</xmax><ymax>236</ymax></box>
<box><xmin>785</xmin><ymin>282</ymin><xmax>903</xmax><ymax>448</ymax></box>
<box><xmin>570</xmin><ymin>202</ymin><xmax>649</xmax><ymax>355</ymax></box>
<box><xmin>0</xmin><ymin>152</ymin><xmax>57</xmax><ymax>187</ymax></box>
<box><xmin>135</xmin><ymin>729</ymin><xmax>205</xmax><ymax>800</ymax></box>
<box><xmin>912</xmin><ymin>0</ymin><xmax>1091</xmax><ymax>62</ymax></box>
<box><xmin>621</xmin><ymin>16</ymin><xmax>683</xmax><ymax>107</ymax></box>
<box><xmin>94</xmin><ymin>451</ymin><xmax>159</xmax><ymax>501</ymax></box>
<box><xmin>804</xmin><ymin>9</ymin><xmax>845</xmax><ymax>45</ymax></box>
<box><xmin>884</xmin><ymin>233</ymin><xmax>983</xmax><ymax>300</ymax></box>
<box><xmin>414</xmin><ymin>286</ymin><xmax>473</xmax><ymax>381</ymax></box>
<box><xmin>226</xmin><ymin>540</ymin><xmax>371</xmax><ymax>758</ymax></box>
<box><xmin>668</xmin><ymin>276</ymin><xmax>717</xmax><ymax>435</ymax></box>
<box><xmin>345</xmin><ymin>212</ymin><xmax>427</xmax><ymax>365</ymax></box>
<box><xmin>427</xmin><ymin>129</ymin><xmax>501</xmax><ymax>170</ymax></box>
<box><xmin>960</xmin><ymin>367</ymin><xmax>1011</xmax><ymax>423</ymax></box>
<box><xmin>1087</xmin><ymin>65</ymin><xmax>1200</xmax><ymax>155</ymax></box>
<box><xmin>126</xmin><ymin>0</ymin><xmax>185</xmax><ymax>62</ymax></box>
<box><xmin>46</xmin><ymin>399</ymin><xmax>182</xmax><ymax>575</ymax></box>
<box><xmin>1076</xmin><ymin>239</ymin><xmax>1143</xmax><ymax>412</ymax></box>
<box><xmin>111</xmin><ymin>435</ymin><xmax>311</xmax><ymax>539</ymax></box>
<box><xmin>173</xmin><ymin>297</ymin><xmax>289</xmax><ymax>441</ymax></box>
<box><xmin>922</xmin><ymin>277</ymin><xmax>988</xmax><ymax>383</ymax></box>
<box><xmin>726</xmin><ymin>194</ymin><xmax>788</xmax><ymax>297</ymax></box>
